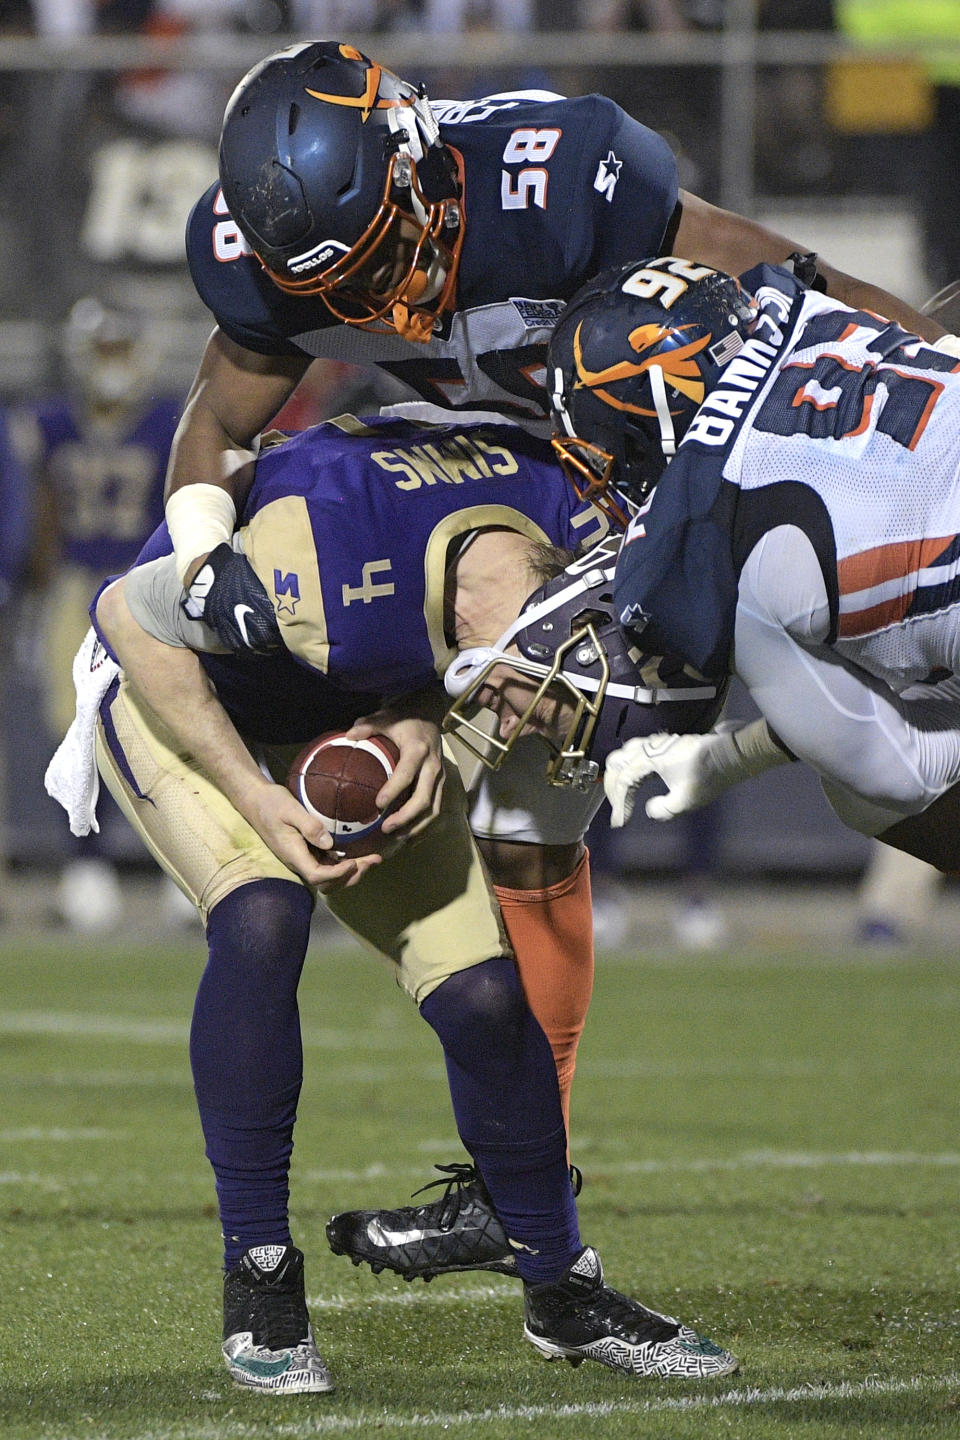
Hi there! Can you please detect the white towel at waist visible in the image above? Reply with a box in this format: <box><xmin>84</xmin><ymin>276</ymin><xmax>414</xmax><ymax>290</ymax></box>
<box><xmin>44</xmin><ymin>627</ymin><xmax>120</xmax><ymax>836</ymax></box>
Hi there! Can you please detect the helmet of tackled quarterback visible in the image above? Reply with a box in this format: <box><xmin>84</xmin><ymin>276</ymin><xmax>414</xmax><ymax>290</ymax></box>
<box><xmin>218</xmin><ymin>40</ymin><xmax>463</xmax><ymax>343</ymax></box>
<box><xmin>443</xmin><ymin>536</ymin><xmax>722</xmax><ymax>788</ymax></box>
<box><xmin>548</xmin><ymin>257</ymin><xmax>758</xmax><ymax>524</ymax></box>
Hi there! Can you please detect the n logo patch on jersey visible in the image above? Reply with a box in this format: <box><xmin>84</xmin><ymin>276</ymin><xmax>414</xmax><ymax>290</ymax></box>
<box><xmin>594</xmin><ymin>151</ymin><xmax>622</xmax><ymax>202</ymax></box>
<box><xmin>274</xmin><ymin>569</ymin><xmax>301</xmax><ymax>614</ymax></box>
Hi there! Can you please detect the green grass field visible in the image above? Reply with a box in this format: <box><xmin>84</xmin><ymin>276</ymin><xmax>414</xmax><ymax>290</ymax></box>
<box><xmin>2</xmin><ymin>915</ymin><xmax>960</xmax><ymax>1439</ymax></box>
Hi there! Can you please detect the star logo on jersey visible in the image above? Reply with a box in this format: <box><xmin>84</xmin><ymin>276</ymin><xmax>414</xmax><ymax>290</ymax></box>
<box><xmin>594</xmin><ymin>150</ymin><xmax>622</xmax><ymax>202</ymax></box>
<box><xmin>274</xmin><ymin>568</ymin><xmax>301</xmax><ymax>616</ymax></box>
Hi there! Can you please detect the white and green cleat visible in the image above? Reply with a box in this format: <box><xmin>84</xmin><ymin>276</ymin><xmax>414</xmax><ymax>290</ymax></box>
<box><xmin>523</xmin><ymin>1246</ymin><xmax>739</xmax><ymax>1380</ymax></box>
<box><xmin>221</xmin><ymin>1244</ymin><xmax>334</xmax><ymax>1394</ymax></box>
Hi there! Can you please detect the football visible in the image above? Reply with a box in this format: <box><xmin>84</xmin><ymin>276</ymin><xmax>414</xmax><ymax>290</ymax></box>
<box><xmin>286</xmin><ymin>731</ymin><xmax>403</xmax><ymax>858</ymax></box>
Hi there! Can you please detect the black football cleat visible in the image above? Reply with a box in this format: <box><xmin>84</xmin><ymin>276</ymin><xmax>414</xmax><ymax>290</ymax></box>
<box><xmin>326</xmin><ymin>1162</ymin><xmax>519</xmax><ymax>1281</ymax></box>
<box><xmin>524</xmin><ymin>1246</ymin><xmax>739</xmax><ymax>1379</ymax></box>
<box><xmin>221</xmin><ymin>1244</ymin><xmax>334</xmax><ymax>1393</ymax></box>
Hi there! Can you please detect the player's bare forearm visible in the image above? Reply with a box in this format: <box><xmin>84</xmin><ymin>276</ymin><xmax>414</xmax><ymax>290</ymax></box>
<box><xmin>164</xmin><ymin>331</ymin><xmax>310</xmax><ymax>585</ymax></box>
<box><xmin>165</xmin><ymin>329</ymin><xmax>310</xmax><ymax>502</ymax></box>
<box><xmin>94</xmin><ymin>577</ymin><xmax>369</xmax><ymax>888</ymax></box>
<box><xmin>673</xmin><ymin>191</ymin><xmax>945</xmax><ymax>342</ymax></box>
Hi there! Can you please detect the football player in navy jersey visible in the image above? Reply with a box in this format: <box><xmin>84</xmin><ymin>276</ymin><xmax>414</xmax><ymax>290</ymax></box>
<box><xmin>72</xmin><ymin>414</ymin><xmax>734</xmax><ymax>1390</ymax></box>
<box><xmin>166</xmin><ymin>39</ymin><xmax>943</xmax><ymax>596</ymax></box>
<box><xmin>546</xmin><ymin>255</ymin><xmax>960</xmax><ymax>875</ymax></box>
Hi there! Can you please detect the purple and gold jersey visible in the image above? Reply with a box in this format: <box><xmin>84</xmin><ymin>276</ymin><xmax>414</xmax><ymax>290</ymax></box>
<box><xmin>27</xmin><ymin>397</ymin><xmax>179</xmax><ymax>573</ymax></box>
<box><xmin>186</xmin><ymin>92</ymin><xmax>677</xmax><ymax>427</ymax></box>
<box><xmin>239</xmin><ymin>415</ymin><xmax>609</xmax><ymax>692</ymax></box>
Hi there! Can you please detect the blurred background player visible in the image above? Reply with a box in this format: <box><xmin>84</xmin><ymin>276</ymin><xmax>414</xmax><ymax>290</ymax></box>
<box><xmin>16</xmin><ymin>297</ymin><xmax>183</xmax><ymax>930</ymax></box>
<box><xmin>586</xmin><ymin>801</ymin><xmax>728</xmax><ymax>951</ymax></box>
<box><xmin>0</xmin><ymin>405</ymin><xmax>33</xmax><ymax>914</ymax></box>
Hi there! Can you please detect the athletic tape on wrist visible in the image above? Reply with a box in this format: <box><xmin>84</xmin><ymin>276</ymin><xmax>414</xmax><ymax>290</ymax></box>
<box><xmin>165</xmin><ymin>485</ymin><xmax>237</xmax><ymax>584</ymax></box>
<box><xmin>730</xmin><ymin>718</ymin><xmax>793</xmax><ymax>778</ymax></box>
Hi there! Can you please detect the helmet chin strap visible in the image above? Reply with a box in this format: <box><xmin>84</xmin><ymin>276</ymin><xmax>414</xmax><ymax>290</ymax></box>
<box><xmin>444</xmin><ymin>560</ymin><xmax>613</xmax><ymax>699</ymax></box>
<box><xmin>648</xmin><ymin>364</ymin><xmax>677</xmax><ymax>460</ymax></box>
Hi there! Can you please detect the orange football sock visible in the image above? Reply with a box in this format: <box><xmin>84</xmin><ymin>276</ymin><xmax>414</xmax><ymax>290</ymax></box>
<box><xmin>494</xmin><ymin>850</ymin><xmax>594</xmax><ymax>1139</ymax></box>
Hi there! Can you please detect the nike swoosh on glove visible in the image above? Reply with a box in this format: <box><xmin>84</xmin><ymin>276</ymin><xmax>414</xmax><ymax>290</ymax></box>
<box><xmin>181</xmin><ymin>542</ymin><xmax>282</xmax><ymax>654</ymax></box>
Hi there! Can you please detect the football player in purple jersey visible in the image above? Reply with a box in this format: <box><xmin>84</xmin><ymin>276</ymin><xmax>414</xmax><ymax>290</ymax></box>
<box><xmin>73</xmin><ymin>414</ymin><xmax>735</xmax><ymax>1391</ymax></box>
<box><xmin>18</xmin><ymin>298</ymin><xmax>180</xmax><ymax>931</ymax></box>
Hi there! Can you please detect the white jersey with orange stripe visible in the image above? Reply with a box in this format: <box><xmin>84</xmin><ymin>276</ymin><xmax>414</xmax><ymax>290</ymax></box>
<box><xmin>726</xmin><ymin>292</ymin><xmax>960</xmax><ymax>824</ymax></box>
<box><xmin>728</xmin><ymin>293</ymin><xmax>960</xmax><ymax>691</ymax></box>
<box><xmin>613</xmin><ymin>272</ymin><xmax>960</xmax><ymax>827</ymax></box>
<box><xmin>732</xmin><ymin>525</ymin><xmax>960</xmax><ymax>826</ymax></box>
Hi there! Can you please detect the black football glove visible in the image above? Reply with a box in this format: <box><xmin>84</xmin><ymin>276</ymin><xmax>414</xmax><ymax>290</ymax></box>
<box><xmin>181</xmin><ymin>542</ymin><xmax>282</xmax><ymax>654</ymax></box>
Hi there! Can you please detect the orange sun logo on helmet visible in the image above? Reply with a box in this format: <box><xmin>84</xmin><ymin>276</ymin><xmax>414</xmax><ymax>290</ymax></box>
<box><xmin>572</xmin><ymin>320</ymin><xmax>711</xmax><ymax>417</ymax></box>
<box><xmin>304</xmin><ymin>45</ymin><xmax>416</xmax><ymax>123</ymax></box>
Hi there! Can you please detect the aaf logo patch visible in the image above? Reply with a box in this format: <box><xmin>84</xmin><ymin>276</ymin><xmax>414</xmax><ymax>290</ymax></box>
<box><xmin>274</xmin><ymin>569</ymin><xmax>301</xmax><ymax>615</ymax></box>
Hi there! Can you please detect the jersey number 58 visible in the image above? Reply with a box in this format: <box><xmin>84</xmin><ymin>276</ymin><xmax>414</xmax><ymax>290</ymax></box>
<box><xmin>500</xmin><ymin>129</ymin><xmax>561</xmax><ymax>211</ymax></box>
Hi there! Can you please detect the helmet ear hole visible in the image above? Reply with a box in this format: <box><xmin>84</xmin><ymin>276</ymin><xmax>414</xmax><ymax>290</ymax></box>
<box><xmin>622</xmin><ymin>431</ymin><xmax>651</xmax><ymax>473</ymax></box>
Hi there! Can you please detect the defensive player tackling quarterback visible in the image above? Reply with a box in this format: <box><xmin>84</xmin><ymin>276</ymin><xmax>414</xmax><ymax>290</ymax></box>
<box><xmin>545</xmin><ymin>254</ymin><xmax>960</xmax><ymax>870</ymax></box>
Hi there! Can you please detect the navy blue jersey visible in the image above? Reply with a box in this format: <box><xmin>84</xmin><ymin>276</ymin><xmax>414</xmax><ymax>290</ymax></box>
<box><xmin>186</xmin><ymin>92</ymin><xmax>677</xmax><ymax>427</ymax></box>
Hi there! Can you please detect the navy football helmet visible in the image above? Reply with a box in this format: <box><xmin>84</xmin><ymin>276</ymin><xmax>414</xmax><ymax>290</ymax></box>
<box><xmin>219</xmin><ymin>41</ymin><xmax>463</xmax><ymax>342</ymax></box>
<box><xmin>548</xmin><ymin>257</ymin><xmax>758</xmax><ymax>525</ymax></box>
<box><xmin>443</xmin><ymin>536</ymin><xmax>722</xmax><ymax>787</ymax></box>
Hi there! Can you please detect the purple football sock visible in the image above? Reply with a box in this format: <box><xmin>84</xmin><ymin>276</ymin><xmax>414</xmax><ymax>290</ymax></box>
<box><xmin>419</xmin><ymin>956</ymin><xmax>581</xmax><ymax>1284</ymax></box>
<box><xmin>191</xmin><ymin>880</ymin><xmax>312</xmax><ymax>1269</ymax></box>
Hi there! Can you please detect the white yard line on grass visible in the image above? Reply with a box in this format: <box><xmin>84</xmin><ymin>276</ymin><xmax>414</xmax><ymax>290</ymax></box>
<box><xmin>300</xmin><ymin>1150</ymin><xmax>960</xmax><ymax>1184</ymax></box>
<box><xmin>0</xmin><ymin>1011</ymin><xmax>411</xmax><ymax>1051</ymax></box>
<box><xmin>6</xmin><ymin>1149</ymin><xmax>959</xmax><ymax>1191</ymax></box>
<box><xmin>0</xmin><ymin>1127</ymin><xmax>117</xmax><ymax>1141</ymax></box>
<box><xmin>7</xmin><ymin>1011</ymin><xmax>957</xmax><ymax>1088</ymax></box>
<box><xmin>308</xmin><ymin>1281</ymin><xmax>509</xmax><ymax>1309</ymax></box>
<box><xmin>97</xmin><ymin>1370</ymin><xmax>960</xmax><ymax>1438</ymax></box>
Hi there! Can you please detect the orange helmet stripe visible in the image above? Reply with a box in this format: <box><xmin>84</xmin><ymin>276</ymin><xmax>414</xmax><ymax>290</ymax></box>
<box><xmin>305</xmin><ymin>53</ymin><xmax>415</xmax><ymax>122</ymax></box>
